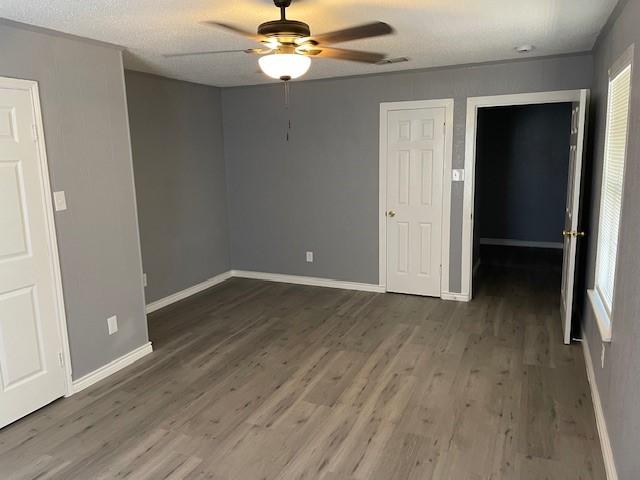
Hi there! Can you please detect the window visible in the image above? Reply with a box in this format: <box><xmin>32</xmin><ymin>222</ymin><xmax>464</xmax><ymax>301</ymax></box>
<box><xmin>589</xmin><ymin>47</ymin><xmax>633</xmax><ymax>342</ymax></box>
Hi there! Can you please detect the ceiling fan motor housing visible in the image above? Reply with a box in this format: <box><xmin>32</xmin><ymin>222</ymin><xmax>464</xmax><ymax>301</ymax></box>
<box><xmin>258</xmin><ymin>19</ymin><xmax>310</xmax><ymax>39</ymax></box>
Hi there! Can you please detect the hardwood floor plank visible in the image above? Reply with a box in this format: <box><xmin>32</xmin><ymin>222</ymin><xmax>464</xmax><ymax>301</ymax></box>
<box><xmin>0</xmin><ymin>257</ymin><xmax>606</xmax><ymax>480</ymax></box>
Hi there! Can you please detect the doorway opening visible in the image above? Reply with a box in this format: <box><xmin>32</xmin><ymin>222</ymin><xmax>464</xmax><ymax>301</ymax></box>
<box><xmin>473</xmin><ymin>102</ymin><xmax>571</xmax><ymax>298</ymax></box>
<box><xmin>463</xmin><ymin>90</ymin><xmax>589</xmax><ymax>344</ymax></box>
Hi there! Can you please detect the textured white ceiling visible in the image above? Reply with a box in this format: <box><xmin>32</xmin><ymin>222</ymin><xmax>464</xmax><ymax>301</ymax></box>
<box><xmin>0</xmin><ymin>0</ymin><xmax>617</xmax><ymax>87</ymax></box>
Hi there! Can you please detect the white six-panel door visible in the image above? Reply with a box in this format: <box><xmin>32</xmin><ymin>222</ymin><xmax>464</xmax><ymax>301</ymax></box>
<box><xmin>0</xmin><ymin>78</ymin><xmax>68</xmax><ymax>428</ymax></box>
<box><xmin>560</xmin><ymin>92</ymin><xmax>588</xmax><ymax>344</ymax></box>
<box><xmin>385</xmin><ymin>107</ymin><xmax>445</xmax><ymax>296</ymax></box>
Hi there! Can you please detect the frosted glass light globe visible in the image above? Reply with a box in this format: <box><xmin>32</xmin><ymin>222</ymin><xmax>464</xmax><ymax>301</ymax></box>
<box><xmin>259</xmin><ymin>53</ymin><xmax>311</xmax><ymax>80</ymax></box>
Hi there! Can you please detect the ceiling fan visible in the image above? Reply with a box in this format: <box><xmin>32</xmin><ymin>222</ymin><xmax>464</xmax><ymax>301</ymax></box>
<box><xmin>165</xmin><ymin>0</ymin><xmax>395</xmax><ymax>81</ymax></box>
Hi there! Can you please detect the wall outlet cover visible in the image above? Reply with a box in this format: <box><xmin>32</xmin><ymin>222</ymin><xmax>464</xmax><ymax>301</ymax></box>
<box><xmin>107</xmin><ymin>315</ymin><xmax>118</xmax><ymax>335</ymax></box>
<box><xmin>306</xmin><ymin>251</ymin><xmax>314</xmax><ymax>263</ymax></box>
<box><xmin>143</xmin><ymin>273</ymin><xmax>148</xmax><ymax>287</ymax></box>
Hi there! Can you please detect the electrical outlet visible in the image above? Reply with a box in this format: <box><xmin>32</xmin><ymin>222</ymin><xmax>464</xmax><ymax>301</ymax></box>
<box><xmin>306</xmin><ymin>251</ymin><xmax>314</xmax><ymax>263</ymax></box>
<box><xmin>143</xmin><ymin>273</ymin><xmax>147</xmax><ymax>287</ymax></box>
<box><xmin>601</xmin><ymin>344</ymin><xmax>606</xmax><ymax>368</ymax></box>
<box><xmin>107</xmin><ymin>316</ymin><xmax>118</xmax><ymax>335</ymax></box>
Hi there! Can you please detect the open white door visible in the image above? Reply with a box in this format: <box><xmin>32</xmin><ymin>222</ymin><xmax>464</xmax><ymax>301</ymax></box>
<box><xmin>385</xmin><ymin>106</ymin><xmax>445</xmax><ymax>296</ymax></box>
<box><xmin>0</xmin><ymin>77</ymin><xmax>69</xmax><ymax>428</ymax></box>
<box><xmin>560</xmin><ymin>90</ymin><xmax>589</xmax><ymax>344</ymax></box>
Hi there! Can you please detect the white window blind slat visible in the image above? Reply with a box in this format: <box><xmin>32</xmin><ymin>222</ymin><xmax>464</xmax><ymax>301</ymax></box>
<box><xmin>595</xmin><ymin>63</ymin><xmax>632</xmax><ymax>315</ymax></box>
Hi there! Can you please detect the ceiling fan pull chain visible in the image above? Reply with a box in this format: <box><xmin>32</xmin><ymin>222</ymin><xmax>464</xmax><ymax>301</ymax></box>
<box><xmin>284</xmin><ymin>80</ymin><xmax>292</xmax><ymax>141</ymax></box>
<box><xmin>284</xmin><ymin>80</ymin><xmax>289</xmax><ymax>108</ymax></box>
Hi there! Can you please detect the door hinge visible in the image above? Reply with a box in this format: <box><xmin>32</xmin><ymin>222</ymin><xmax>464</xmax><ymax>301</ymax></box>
<box><xmin>58</xmin><ymin>352</ymin><xmax>64</xmax><ymax>367</ymax></box>
<box><xmin>31</xmin><ymin>124</ymin><xmax>38</xmax><ymax>142</ymax></box>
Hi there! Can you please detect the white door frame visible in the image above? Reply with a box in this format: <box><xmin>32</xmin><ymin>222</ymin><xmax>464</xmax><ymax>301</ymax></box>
<box><xmin>1</xmin><ymin>76</ymin><xmax>73</xmax><ymax>395</ymax></box>
<box><xmin>462</xmin><ymin>89</ymin><xmax>589</xmax><ymax>300</ymax></box>
<box><xmin>379</xmin><ymin>99</ymin><xmax>455</xmax><ymax>296</ymax></box>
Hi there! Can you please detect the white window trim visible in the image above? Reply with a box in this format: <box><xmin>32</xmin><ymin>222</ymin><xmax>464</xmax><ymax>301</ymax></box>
<box><xmin>588</xmin><ymin>44</ymin><xmax>634</xmax><ymax>344</ymax></box>
<box><xmin>588</xmin><ymin>289</ymin><xmax>612</xmax><ymax>342</ymax></box>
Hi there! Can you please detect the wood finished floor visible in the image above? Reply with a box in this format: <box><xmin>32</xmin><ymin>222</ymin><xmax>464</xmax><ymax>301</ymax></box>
<box><xmin>0</xmin><ymin>261</ymin><xmax>605</xmax><ymax>479</ymax></box>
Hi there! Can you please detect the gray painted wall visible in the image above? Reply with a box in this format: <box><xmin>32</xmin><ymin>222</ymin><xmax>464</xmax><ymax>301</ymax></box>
<box><xmin>582</xmin><ymin>0</ymin><xmax>640</xmax><ymax>477</ymax></box>
<box><xmin>0</xmin><ymin>22</ymin><xmax>148</xmax><ymax>380</ymax></box>
<box><xmin>475</xmin><ymin>103</ymin><xmax>572</xmax><ymax>243</ymax></box>
<box><xmin>125</xmin><ymin>71</ymin><xmax>230</xmax><ymax>303</ymax></box>
<box><xmin>222</xmin><ymin>55</ymin><xmax>592</xmax><ymax>290</ymax></box>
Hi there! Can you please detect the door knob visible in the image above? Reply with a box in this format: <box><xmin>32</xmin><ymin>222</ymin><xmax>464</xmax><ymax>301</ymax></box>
<box><xmin>387</xmin><ymin>210</ymin><xmax>396</xmax><ymax>218</ymax></box>
<box><xmin>562</xmin><ymin>230</ymin><xmax>586</xmax><ymax>238</ymax></box>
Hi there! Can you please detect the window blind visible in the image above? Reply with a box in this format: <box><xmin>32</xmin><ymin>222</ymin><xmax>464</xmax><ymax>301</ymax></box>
<box><xmin>595</xmin><ymin>64</ymin><xmax>632</xmax><ymax>314</ymax></box>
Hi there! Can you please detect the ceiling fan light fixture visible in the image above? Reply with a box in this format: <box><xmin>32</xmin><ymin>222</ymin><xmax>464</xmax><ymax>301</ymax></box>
<box><xmin>259</xmin><ymin>53</ymin><xmax>311</xmax><ymax>80</ymax></box>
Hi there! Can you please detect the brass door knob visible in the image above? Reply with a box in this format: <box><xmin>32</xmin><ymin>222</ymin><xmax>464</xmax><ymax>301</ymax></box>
<box><xmin>562</xmin><ymin>230</ymin><xmax>586</xmax><ymax>238</ymax></box>
<box><xmin>387</xmin><ymin>210</ymin><xmax>396</xmax><ymax>218</ymax></box>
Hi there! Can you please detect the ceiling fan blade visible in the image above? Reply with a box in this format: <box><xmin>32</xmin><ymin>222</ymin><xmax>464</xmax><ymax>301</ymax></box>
<box><xmin>202</xmin><ymin>21</ymin><xmax>263</xmax><ymax>41</ymax></box>
<box><xmin>303</xmin><ymin>22</ymin><xmax>393</xmax><ymax>45</ymax></box>
<box><xmin>164</xmin><ymin>48</ymin><xmax>269</xmax><ymax>58</ymax></box>
<box><xmin>305</xmin><ymin>47</ymin><xmax>386</xmax><ymax>64</ymax></box>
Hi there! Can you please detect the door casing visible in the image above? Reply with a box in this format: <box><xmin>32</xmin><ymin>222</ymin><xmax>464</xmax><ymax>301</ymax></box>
<box><xmin>379</xmin><ymin>99</ymin><xmax>454</xmax><ymax>297</ymax></box>
<box><xmin>0</xmin><ymin>75</ymin><xmax>73</xmax><ymax>397</ymax></box>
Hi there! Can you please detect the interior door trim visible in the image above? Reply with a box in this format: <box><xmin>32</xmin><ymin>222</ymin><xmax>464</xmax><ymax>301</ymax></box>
<box><xmin>379</xmin><ymin>98</ymin><xmax>455</xmax><ymax>297</ymax></box>
<box><xmin>0</xmin><ymin>75</ymin><xmax>73</xmax><ymax>395</ymax></box>
<box><xmin>462</xmin><ymin>89</ymin><xmax>590</xmax><ymax>329</ymax></box>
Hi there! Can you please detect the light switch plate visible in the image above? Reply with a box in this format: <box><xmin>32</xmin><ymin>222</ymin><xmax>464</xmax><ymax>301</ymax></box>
<box><xmin>306</xmin><ymin>251</ymin><xmax>314</xmax><ymax>263</ymax></box>
<box><xmin>452</xmin><ymin>169</ymin><xmax>465</xmax><ymax>182</ymax></box>
<box><xmin>53</xmin><ymin>191</ymin><xmax>67</xmax><ymax>211</ymax></box>
<box><xmin>107</xmin><ymin>315</ymin><xmax>118</xmax><ymax>335</ymax></box>
<box><xmin>143</xmin><ymin>273</ymin><xmax>147</xmax><ymax>287</ymax></box>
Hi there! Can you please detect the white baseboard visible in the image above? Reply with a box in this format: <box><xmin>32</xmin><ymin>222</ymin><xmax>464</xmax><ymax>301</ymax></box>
<box><xmin>581</xmin><ymin>334</ymin><xmax>618</xmax><ymax>480</ymax></box>
<box><xmin>441</xmin><ymin>291</ymin><xmax>471</xmax><ymax>302</ymax></box>
<box><xmin>70</xmin><ymin>342</ymin><xmax>153</xmax><ymax>395</ymax></box>
<box><xmin>479</xmin><ymin>238</ymin><xmax>564</xmax><ymax>249</ymax></box>
<box><xmin>145</xmin><ymin>270</ymin><xmax>233</xmax><ymax>314</ymax></box>
<box><xmin>146</xmin><ymin>269</ymin><xmax>477</xmax><ymax>313</ymax></box>
<box><xmin>231</xmin><ymin>270</ymin><xmax>385</xmax><ymax>293</ymax></box>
